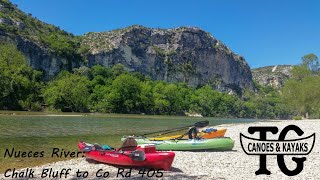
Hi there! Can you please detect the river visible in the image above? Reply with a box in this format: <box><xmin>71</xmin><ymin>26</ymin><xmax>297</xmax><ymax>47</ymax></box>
<box><xmin>0</xmin><ymin>113</ymin><xmax>266</xmax><ymax>172</ymax></box>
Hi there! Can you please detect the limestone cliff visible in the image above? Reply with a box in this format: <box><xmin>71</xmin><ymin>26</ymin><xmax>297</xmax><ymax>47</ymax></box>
<box><xmin>0</xmin><ymin>0</ymin><xmax>81</xmax><ymax>80</ymax></box>
<box><xmin>252</xmin><ymin>65</ymin><xmax>293</xmax><ymax>89</ymax></box>
<box><xmin>0</xmin><ymin>30</ymin><xmax>80</xmax><ymax>79</ymax></box>
<box><xmin>0</xmin><ymin>0</ymin><xmax>254</xmax><ymax>92</ymax></box>
<box><xmin>82</xmin><ymin>25</ymin><xmax>254</xmax><ymax>91</ymax></box>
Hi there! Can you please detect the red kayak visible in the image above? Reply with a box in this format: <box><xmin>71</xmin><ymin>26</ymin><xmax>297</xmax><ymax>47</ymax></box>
<box><xmin>78</xmin><ymin>141</ymin><xmax>175</xmax><ymax>170</ymax></box>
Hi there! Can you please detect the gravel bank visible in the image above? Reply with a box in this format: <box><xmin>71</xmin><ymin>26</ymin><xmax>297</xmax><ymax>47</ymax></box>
<box><xmin>1</xmin><ymin>120</ymin><xmax>319</xmax><ymax>179</ymax></box>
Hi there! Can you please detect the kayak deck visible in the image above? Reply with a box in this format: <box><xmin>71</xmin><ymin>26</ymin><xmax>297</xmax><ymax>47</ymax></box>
<box><xmin>149</xmin><ymin>128</ymin><xmax>227</xmax><ymax>140</ymax></box>
<box><xmin>78</xmin><ymin>142</ymin><xmax>175</xmax><ymax>170</ymax></box>
<box><xmin>122</xmin><ymin>137</ymin><xmax>234</xmax><ymax>151</ymax></box>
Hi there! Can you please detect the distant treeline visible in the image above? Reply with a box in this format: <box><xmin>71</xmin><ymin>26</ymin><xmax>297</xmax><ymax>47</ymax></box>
<box><xmin>1</xmin><ymin>43</ymin><xmax>319</xmax><ymax>119</ymax></box>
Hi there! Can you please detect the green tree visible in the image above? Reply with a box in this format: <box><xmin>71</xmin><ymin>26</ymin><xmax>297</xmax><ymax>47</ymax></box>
<box><xmin>218</xmin><ymin>94</ymin><xmax>237</xmax><ymax>117</ymax></box>
<box><xmin>282</xmin><ymin>53</ymin><xmax>320</xmax><ymax>118</ymax></box>
<box><xmin>43</xmin><ymin>71</ymin><xmax>90</xmax><ymax>112</ymax></box>
<box><xmin>112</xmin><ymin>64</ymin><xmax>125</xmax><ymax>77</ymax></box>
<box><xmin>176</xmin><ymin>83</ymin><xmax>193</xmax><ymax>113</ymax></box>
<box><xmin>89</xmin><ymin>85</ymin><xmax>111</xmax><ymax>112</ymax></box>
<box><xmin>90</xmin><ymin>65</ymin><xmax>113</xmax><ymax>87</ymax></box>
<box><xmin>0</xmin><ymin>43</ymin><xmax>42</xmax><ymax>110</ymax></box>
<box><xmin>139</xmin><ymin>81</ymin><xmax>154</xmax><ymax>113</ymax></box>
<box><xmin>238</xmin><ymin>87</ymin><xmax>288</xmax><ymax>119</ymax></box>
<box><xmin>283</xmin><ymin>76</ymin><xmax>320</xmax><ymax>118</ymax></box>
<box><xmin>91</xmin><ymin>65</ymin><xmax>112</xmax><ymax>79</ymax></box>
<box><xmin>301</xmin><ymin>53</ymin><xmax>319</xmax><ymax>73</ymax></box>
<box><xmin>153</xmin><ymin>82</ymin><xmax>170</xmax><ymax>114</ymax></box>
<box><xmin>189</xmin><ymin>85</ymin><xmax>221</xmax><ymax>116</ymax></box>
<box><xmin>106</xmin><ymin>73</ymin><xmax>142</xmax><ymax>113</ymax></box>
<box><xmin>18</xmin><ymin>70</ymin><xmax>43</xmax><ymax>111</ymax></box>
<box><xmin>291</xmin><ymin>65</ymin><xmax>312</xmax><ymax>81</ymax></box>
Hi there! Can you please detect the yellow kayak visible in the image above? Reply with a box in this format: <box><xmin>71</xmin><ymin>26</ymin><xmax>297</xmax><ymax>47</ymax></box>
<box><xmin>149</xmin><ymin>128</ymin><xmax>227</xmax><ymax>140</ymax></box>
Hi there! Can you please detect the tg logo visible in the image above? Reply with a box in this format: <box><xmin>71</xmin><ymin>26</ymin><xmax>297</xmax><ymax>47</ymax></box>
<box><xmin>240</xmin><ymin>125</ymin><xmax>315</xmax><ymax>176</ymax></box>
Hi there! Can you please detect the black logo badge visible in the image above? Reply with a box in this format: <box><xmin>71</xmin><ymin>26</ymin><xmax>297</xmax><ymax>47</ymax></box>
<box><xmin>240</xmin><ymin>125</ymin><xmax>315</xmax><ymax>176</ymax></box>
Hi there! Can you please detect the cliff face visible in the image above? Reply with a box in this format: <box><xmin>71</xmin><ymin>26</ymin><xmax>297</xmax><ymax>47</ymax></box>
<box><xmin>252</xmin><ymin>65</ymin><xmax>293</xmax><ymax>89</ymax></box>
<box><xmin>0</xmin><ymin>30</ymin><xmax>80</xmax><ymax>79</ymax></box>
<box><xmin>0</xmin><ymin>1</ymin><xmax>254</xmax><ymax>92</ymax></box>
<box><xmin>0</xmin><ymin>0</ymin><xmax>81</xmax><ymax>79</ymax></box>
<box><xmin>82</xmin><ymin>26</ymin><xmax>254</xmax><ymax>91</ymax></box>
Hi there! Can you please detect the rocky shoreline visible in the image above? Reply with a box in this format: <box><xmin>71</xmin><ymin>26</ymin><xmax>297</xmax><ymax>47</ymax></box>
<box><xmin>1</xmin><ymin>120</ymin><xmax>319</xmax><ymax>179</ymax></box>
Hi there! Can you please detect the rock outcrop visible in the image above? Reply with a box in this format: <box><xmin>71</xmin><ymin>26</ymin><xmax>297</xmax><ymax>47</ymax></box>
<box><xmin>252</xmin><ymin>65</ymin><xmax>293</xmax><ymax>89</ymax></box>
<box><xmin>0</xmin><ymin>0</ymin><xmax>81</xmax><ymax>80</ymax></box>
<box><xmin>82</xmin><ymin>25</ymin><xmax>254</xmax><ymax>91</ymax></box>
<box><xmin>0</xmin><ymin>30</ymin><xmax>80</xmax><ymax>79</ymax></box>
<box><xmin>1</xmin><ymin>1</ymin><xmax>254</xmax><ymax>92</ymax></box>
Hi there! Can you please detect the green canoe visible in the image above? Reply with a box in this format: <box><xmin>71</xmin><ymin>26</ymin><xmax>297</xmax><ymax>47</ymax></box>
<box><xmin>121</xmin><ymin>137</ymin><xmax>234</xmax><ymax>151</ymax></box>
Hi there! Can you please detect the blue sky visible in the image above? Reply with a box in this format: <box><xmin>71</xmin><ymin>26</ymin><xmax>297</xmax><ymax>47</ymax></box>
<box><xmin>11</xmin><ymin>0</ymin><xmax>320</xmax><ymax>68</ymax></box>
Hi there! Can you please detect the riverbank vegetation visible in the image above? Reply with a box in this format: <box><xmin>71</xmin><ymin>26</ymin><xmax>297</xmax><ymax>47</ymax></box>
<box><xmin>0</xmin><ymin>43</ymin><xmax>319</xmax><ymax>119</ymax></box>
<box><xmin>282</xmin><ymin>53</ymin><xmax>320</xmax><ymax>119</ymax></box>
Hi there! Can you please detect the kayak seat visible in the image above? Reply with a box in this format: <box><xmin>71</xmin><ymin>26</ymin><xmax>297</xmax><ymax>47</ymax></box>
<box><xmin>83</xmin><ymin>146</ymin><xmax>92</xmax><ymax>152</ymax></box>
<box><xmin>188</xmin><ymin>127</ymin><xmax>198</xmax><ymax>139</ymax></box>
<box><xmin>121</xmin><ymin>137</ymin><xmax>138</xmax><ymax>151</ymax></box>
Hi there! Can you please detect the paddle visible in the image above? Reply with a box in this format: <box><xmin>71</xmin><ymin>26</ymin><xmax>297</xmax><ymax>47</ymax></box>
<box><xmin>152</xmin><ymin>127</ymin><xmax>189</xmax><ymax>137</ymax></box>
<box><xmin>175</xmin><ymin>131</ymin><xmax>190</xmax><ymax>140</ymax></box>
<box><xmin>142</xmin><ymin>120</ymin><xmax>209</xmax><ymax>136</ymax></box>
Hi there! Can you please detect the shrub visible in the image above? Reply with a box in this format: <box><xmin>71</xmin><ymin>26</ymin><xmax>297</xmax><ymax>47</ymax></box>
<box><xmin>293</xmin><ymin>116</ymin><xmax>302</xmax><ymax>120</ymax></box>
